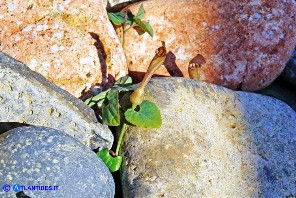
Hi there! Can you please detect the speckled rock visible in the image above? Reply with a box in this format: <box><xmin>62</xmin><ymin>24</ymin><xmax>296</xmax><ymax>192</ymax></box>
<box><xmin>0</xmin><ymin>0</ymin><xmax>127</xmax><ymax>97</ymax></box>
<box><xmin>117</xmin><ymin>0</ymin><xmax>296</xmax><ymax>91</ymax></box>
<box><xmin>0</xmin><ymin>52</ymin><xmax>113</xmax><ymax>149</ymax></box>
<box><xmin>121</xmin><ymin>78</ymin><xmax>296</xmax><ymax>197</ymax></box>
<box><xmin>0</xmin><ymin>126</ymin><xmax>115</xmax><ymax>198</ymax></box>
<box><xmin>281</xmin><ymin>47</ymin><xmax>296</xmax><ymax>87</ymax></box>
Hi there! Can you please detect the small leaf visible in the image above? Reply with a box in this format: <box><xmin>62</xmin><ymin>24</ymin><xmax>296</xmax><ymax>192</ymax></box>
<box><xmin>112</xmin><ymin>76</ymin><xmax>138</xmax><ymax>91</ymax></box>
<box><xmin>112</xmin><ymin>84</ymin><xmax>139</xmax><ymax>92</ymax></box>
<box><xmin>114</xmin><ymin>76</ymin><xmax>132</xmax><ymax>86</ymax></box>
<box><xmin>141</xmin><ymin>21</ymin><xmax>153</xmax><ymax>37</ymax></box>
<box><xmin>136</xmin><ymin>4</ymin><xmax>145</xmax><ymax>19</ymax></box>
<box><xmin>125</xmin><ymin>100</ymin><xmax>161</xmax><ymax>128</ymax></box>
<box><xmin>102</xmin><ymin>90</ymin><xmax>120</xmax><ymax>126</ymax></box>
<box><xmin>97</xmin><ymin>149</ymin><xmax>122</xmax><ymax>172</ymax></box>
<box><xmin>108</xmin><ymin>12</ymin><xmax>125</xmax><ymax>25</ymax></box>
<box><xmin>85</xmin><ymin>89</ymin><xmax>110</xmax><ymax>107</ymax></box>
<box><xmin>133</xmin><ymin>17</ymin><xmax>153</xmax><ymax>37</ymax></box>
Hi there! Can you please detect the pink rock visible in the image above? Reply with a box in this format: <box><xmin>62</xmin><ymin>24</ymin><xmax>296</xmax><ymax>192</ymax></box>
<box><xmin>116</xmin><ymin>0</ymin><xmax>296</xmax><ymax>91</ymax></box>
<box><xmin>0</xmin><ymin>0</ymin><xmax>127</xmax><ymax>97</ymax></box>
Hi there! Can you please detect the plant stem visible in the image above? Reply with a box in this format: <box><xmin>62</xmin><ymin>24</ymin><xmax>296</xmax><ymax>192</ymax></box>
<box><xmin>115</xmin><ymin>123</ymin><xmax>127</xmax><ymax>156</ymax></box>
<box><xmin>129</xmin><ymin>41</ymin><xmax>167</xmax><ymax>105</ymax></box>
<box><xmin>122</xmin><ymin>12</ymin><xmax>129</xmax><ymax>49</ymax></box>
<box><xmin>122</xmin><ymin>24</ymin><xmax>134</xmax><ymax>49</ymax></box>
<box><xmin>124</xmin><ymin>25</ymin><xmax>133</xmax><ymax>33</ymax></box>
<box><xmin>122</xmin><ymin>28</ymin><xmax>125</xmax><ymax>49</ymax></box>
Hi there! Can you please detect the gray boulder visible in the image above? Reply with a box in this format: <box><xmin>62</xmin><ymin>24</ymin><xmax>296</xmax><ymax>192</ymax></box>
<box><xmin>121</xmin><ymin>78</ymin><xmax>296</xmax><ymax>197</ymax></box>
<box><xmin>0</xmin><ymin>126</ymin><xmax>114</xmax><ymax>198</ymax></box>
<box><xmin>0</xmin><ymin>52</ymin><xmax>113</xmax><ymax>149</ymax></box>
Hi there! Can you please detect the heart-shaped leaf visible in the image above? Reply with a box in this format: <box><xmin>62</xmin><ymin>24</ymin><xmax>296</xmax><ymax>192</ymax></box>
<box><xmin>97</xmin><ymin>149</ymin><xmax>122</xmax><ymax>172</ymax></box>
<box><xmin>124</xmin><ymin>100</ymin><xmax>161</xmax><ymax>128</ymax></box>
<box><xmin>85</xmin><ymin>89</ymin><xmax>110</xmax><ymax>107</ymax></box>
<box><xmin>108</xmin><ymin>12</ymin><xmax>125</xmax><ymax>25</ymax></box>
<box><xmin>133</xmin><ymin>17</ymin><xmax>154</xmax><ymax>37</ymax></box>
<box><xmin>102</xmin><ymin>90</ymin><xmax>120</xmax><ymax>126</ymax></box>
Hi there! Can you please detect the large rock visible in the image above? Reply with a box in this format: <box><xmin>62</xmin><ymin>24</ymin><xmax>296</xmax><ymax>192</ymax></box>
<box><xmin>0</xmin><ymin>0</ymin><xmax>127</xmax><ymax>97</ymax></box>
<box><xmin>117</xmin><ymin>0</ymin><xmax>296</xmax><ymax>91</ymax></box>
<box><xmin>0</xmin><ymin>126</ymin><xmax>114</xmax><ymax>198</ymax></box>
<box><xmin>121</xmin><ymin>78</ymin><xmax>295</xmax><ymax>197</ymax></box>
<box><xmin>0</xmin><ymin>52</ymin><xmax>113</xmax><ymax>149</ymax></box>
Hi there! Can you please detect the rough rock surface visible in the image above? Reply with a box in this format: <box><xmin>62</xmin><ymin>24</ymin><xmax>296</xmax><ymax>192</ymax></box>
<box><xmin>281</xmin><ymin>47</ymin><xmax>296</xmax><ymax>87</ymax></box>
<box><xmin>0</xmin><ymin>126</ymin><xmax>115</xmax><ymax>198</ymax></box>
<box><xmin>117</xmin><ymin>0</ymin><xmax>296</xmax><ymax>91</ymax></box>
<box><xmin>121</xmin><ymin>78</ymin><xmax>296</xmax><ymax>197</ymax></box>
<box><xmin>0</xmin><ymin>52</ymin><xmax>113</xmax><ymax>149</ymax></box>
<box><xmin>0</xmin><ymin>0</ymin><xmax>127</xmax><ymax>97</ymax></box>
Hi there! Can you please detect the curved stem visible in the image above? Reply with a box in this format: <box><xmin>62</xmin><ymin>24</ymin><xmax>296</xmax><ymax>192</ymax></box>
<box><xmin>115</xmin><ymin>123</ymin><xmax>128</xmax><ymax>156</ymax></box>
<box><xmin>129</xmin><ymin>42</ymin><xmax>167</xmax><ymax>105</ymax></box>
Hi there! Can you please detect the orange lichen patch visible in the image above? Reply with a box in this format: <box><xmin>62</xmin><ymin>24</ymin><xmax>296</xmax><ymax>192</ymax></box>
<box><xmin>0</xmin><ymin>0</ymin><xmax>127</xmax><ymax>97</ymax></box>
<box><xmin>116</xmin><ymin>0</ymin><xmax>296</xmax><ymax>91</ymax></box>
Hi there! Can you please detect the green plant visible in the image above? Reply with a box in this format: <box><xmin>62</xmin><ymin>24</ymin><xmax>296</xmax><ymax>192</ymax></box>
<box><xmin>107</xmin><ymin>4</ymin><xmax>153</xmax><ymax>48</ymax></box>
<box><xmin>86</xmin><ymin>42</ymin><xmax>167</xmax><ymax>172</ymax></box>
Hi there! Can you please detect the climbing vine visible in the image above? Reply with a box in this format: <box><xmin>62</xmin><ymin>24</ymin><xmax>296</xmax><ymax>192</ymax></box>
<box><xmin>86</xmin><ymin>42</ymin><xmax>167</xmax><ymax>172</ymax></box>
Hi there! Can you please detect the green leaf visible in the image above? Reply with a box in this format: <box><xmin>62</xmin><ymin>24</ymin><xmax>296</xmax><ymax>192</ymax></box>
<box><xmin>114</xmin><ymin>76</ymin><xmax>132</xmax><ymax>86</ymax></box>
<box><xmin>142</xmin><ymin>21</ymin><xmax>153</xmax><ymax>37</ymax></box>
<box><xmin>124</xmin><ymin>100</ymin><xmax>161</xmax><ymax>128</ymax></box>
<box><xmin>133</xmin><ymin>17</ymin><xmax>153</xmax><ymax>37</ymax></box>
<box><xmin>97</xmin><ymin>149</ymin><xmax>122</xmax><ymax>172</ymax></box>
<box><xmin>112</xmin><ymin>84</ymin><xmax>139</xmax><ymax>92</ymax></box>
<box><xmin>85</xmin><ymin>89</ymin><xmax>110</xmax><ymax>107</ymax></box>
<box><xmin>112</xmin><ymin>76</ymin><xmax>138</xmax><ymax>91</ymax></box>
<box><xmin>107</xmin><ymin>12</ymin><xmax>125</xmax><ymax>25</ymax></box>
<box><xmin>102</xmin><ymin>90</ymin><xmax>120</xmax><ymax>126</ymax></box>
<box><xmin>136</xmin><ymin>4</ymin><xmax>145</xmax><ymax>19</ymax></box>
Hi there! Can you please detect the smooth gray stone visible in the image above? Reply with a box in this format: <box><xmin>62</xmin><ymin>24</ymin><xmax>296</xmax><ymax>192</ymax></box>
<box><xmin>0</xmin><ymin>52</ymin><xmax>113</xmax><ymax>149</ymax></box>
<box><xmin>121</xmin><ymin>77</ymin><xmax>296</xmax><ymax>198</ymax></box>
<box><xmin>0</xmin><ymin>126</ymin><xmax>115</xmax><ymax>198</ymax></box>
